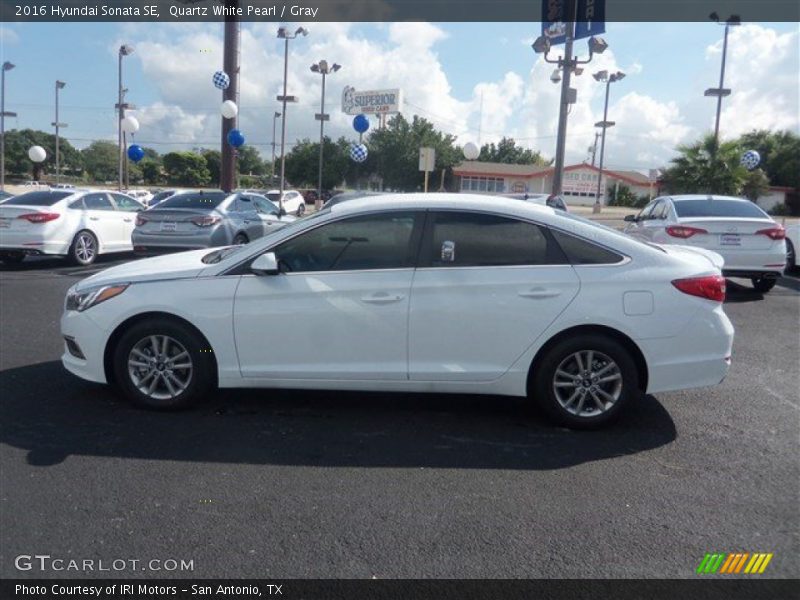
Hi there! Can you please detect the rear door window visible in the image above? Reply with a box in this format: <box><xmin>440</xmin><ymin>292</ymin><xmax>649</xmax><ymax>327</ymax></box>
<box><xmin>83</xmin><ymin>193</ymin><xmax>115</xmax><ymax>211</ymax></box>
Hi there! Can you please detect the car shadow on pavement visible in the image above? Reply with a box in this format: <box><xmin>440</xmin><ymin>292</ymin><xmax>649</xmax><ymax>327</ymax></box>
<box><xmin>1</xmin><ymin>361</ymin><xmax>677</xmax><ymax>470</ymax></box>
<box><xmin>723</xmin><ymin>275</ymin><xmax>799</xmax><ymax>303</ymax></box>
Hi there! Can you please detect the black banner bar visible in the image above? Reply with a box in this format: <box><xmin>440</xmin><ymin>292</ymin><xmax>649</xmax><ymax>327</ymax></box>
<box><xmin>2</xmin><ymin>579</ymin><xmax>799</xmax><ymax>600</ymax></box>
<box><xmin>1</xmin><ymin>0</ymin><xmax>799</xmax><ymax>23</ymax></box>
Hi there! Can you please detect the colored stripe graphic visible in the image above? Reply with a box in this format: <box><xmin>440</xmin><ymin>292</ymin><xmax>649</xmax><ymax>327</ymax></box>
<box><xmin>700</xmin><ymin>552</ymin><xmax>773</xmax><ymax>575</ymax></box>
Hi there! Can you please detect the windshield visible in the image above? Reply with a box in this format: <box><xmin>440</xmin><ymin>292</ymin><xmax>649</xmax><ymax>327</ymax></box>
<box><xmin>674</xmin><ymin>198</ymin><xmax>769</xmax><ymax>219</ymax></box>
<box><xmin>5</xmin><ymin>190</ymin><xmax>73</xmax><ymax>206</ymax></box>
<box><xmin>265</xmin><ymin>192</ymin><xmax>282</xmax><ymax>202</ymax></box>
<box><xmin>156</xmin><ymin>192</ymin><xmax>227</xmax><ymax>209</ymax></box>
<box><xmin>554</xmin><ymin>210</ymin><xmax>666</xmax><ymax>252</ymax></box>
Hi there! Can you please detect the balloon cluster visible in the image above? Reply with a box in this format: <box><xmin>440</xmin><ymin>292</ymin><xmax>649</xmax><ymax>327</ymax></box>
<box><xmin>213</xmin><ymin>70</ymin><xmax>244</xmax><ymax>148</ymax></box>
<box><xmin>350</xmin><ymin>115</ymin><xmax>370</xmax><ymax>162</ymax></box>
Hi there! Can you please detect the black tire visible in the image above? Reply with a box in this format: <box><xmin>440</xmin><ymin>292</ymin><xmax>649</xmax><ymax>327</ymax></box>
<box><xmin>531</xmin><ymin>334</ymin><xmax>640</xmax><ymax>430</ymax></box>
<box><xmin>69</xmin><ymin>230</ymin><xmax>98</xmax><ymax>266</ymax></box>
<box><xmin>0</xmin><ymin>251</ymin><xmax>25</xmax><ymax>264</ymax></box>
<box><xmin>786</xmin><ymin>239</ymin><xmax>796</xmax><ymax>272</ymax></box>
<box><xmin>232</xmin><ymin>233</ymin><xmax>249</xmax><ymax>245</ymax></box>
<box><xmin>296</xmin><ymin>203</ymin><xmax>306</xmax><ymax>217</ymax></box>
<box><xmin>112</xmin><ymin>318</ymin><xmax>216</xmax><ymax>410</ymax></box>
<box><xmin>752</xmin><ymin>277</ymin><xmax>777</xmax><ymax>293</ymax></box>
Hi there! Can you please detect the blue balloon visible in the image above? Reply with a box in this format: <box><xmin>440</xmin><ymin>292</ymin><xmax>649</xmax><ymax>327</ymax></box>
<box><xmin>127</xmin><ymin>144</ymin><xmax>145</xmax><ymax>163</ymax></box>
<box><xmin>353</xmin><ymin>114</ymin><xmax>370</xmax><ymax>134</ymax></box>
<box><xmin>227</xmin><ymin>129</ymin><xmax>245</xmax><ymax>148</ymax></box>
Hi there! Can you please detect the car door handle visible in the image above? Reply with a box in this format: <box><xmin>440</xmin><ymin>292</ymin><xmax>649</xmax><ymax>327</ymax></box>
<box><xmin>123</xmin><ymin>218</ymin><xmax>132</xmax><ymax>222</ymax></box>
<box><xmin>518</xmin><ymin>288</ymin><xmax>561</xmax><ymax>299</ymax></box>
<box><xmin>89</xmin><ymin>217</ymin><xmax>99</xmax><ymax>221</ymax></box>
<box><xmin>361</xmin><ymin>292</ymin><xmax>405</xmax><ymax>304</ymax></box>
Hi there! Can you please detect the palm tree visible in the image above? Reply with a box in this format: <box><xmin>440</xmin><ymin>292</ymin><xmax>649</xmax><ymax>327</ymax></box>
<box><xmin>660</xmin><ymin>134</ymin><xmax>749</xmax><ymax>196</ymax></box>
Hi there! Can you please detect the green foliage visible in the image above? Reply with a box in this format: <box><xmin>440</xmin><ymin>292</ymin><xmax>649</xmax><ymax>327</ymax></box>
<box><xmin>741</xmin><ymin>168</ymin><xmax>770</xmax><ymax>201</ymax></box>
<box><xmin>202</xmin><ymin>150</ymin><xmax>221</xmax><ymax>186</ymax></box>
<box><xmin>3</xmin><ymin>129</ymin><xmax>82</xmax><ymax>180</ymax></box>
<box><xmin>162</xmin><ymin>152</ymin><xmax>212</xmax><ymax>187</ymax></box>
<box><xmin>236</xmin><ymin>145</ymin><xmax>266</xmax><ymax>177</ymax></box>
<box><xmin>284</xmin><ymin>137</ymin><xmax>349</xmax><ymax>190</ymax></box>
<box><xmin>478</xmin><ymin>137</ymin><xmax>551</xmax><ymax>166</ymax></box>
<box><xmin>139</xmin><ymin>158</ymin><xmax>162</xmax><ymax>185</ymax></box>
<box><xmin>81</xmin><ymin>141</ymin><xmax>119</xmax><ymax>183</ymax></box>
<box><xmin>738</xmin><ymin>129</ymin><xmax>800</xmax><ymax>190</ymax></box>
<box><xmin>606</xmin><ymin>184</ymin><xmax>639</xmax><ymax>207</ymax></box>
<box><xmin>659</xmin><ymin>134</ymin><xmax>749</xmax><ymax>196</ymax></box>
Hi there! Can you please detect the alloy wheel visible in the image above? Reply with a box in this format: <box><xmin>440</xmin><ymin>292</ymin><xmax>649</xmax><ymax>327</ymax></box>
<box><xmin>552</xmin><ymin>350</ymin><xmax>623</xmax><ymax>418</ymax></box>
<box><xmin>75</xmin><ymin>233</ymin><xmax>96</xmax><ymax>264</ymax></box>
<box><xmin>127</xmin><ymin>335</ymin><xmax>193</xmax><ymax>401</ymax></box>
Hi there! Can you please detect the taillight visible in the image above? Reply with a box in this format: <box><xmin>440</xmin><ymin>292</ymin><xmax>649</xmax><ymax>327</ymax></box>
<box><xmin>666</xmin><ymin>225</ymin><xmax>707</xmax><ymax>239</ymax></box>
<box><xmin>135</xmin><ymin>214</ymin><xmax>148</xmax><ymax>226</ymax></box>
<box><xmin>17</xmin><ymin>212</ymin><xmax>60</xmax><ymax>224</ymax></box>
<box><xmin>755</xmin><ymin>226</ymin><xmax>786</xmax><ymax>240</ymax></box>
<box><xmin>191</xmin><ymin>215</ymin><xmax>221</xmax><ymax>227</ymax></box>
<box><xmin>672</xmin><ymin>275</ymin><xmax>726</xmax><ymax>302</ymax></box>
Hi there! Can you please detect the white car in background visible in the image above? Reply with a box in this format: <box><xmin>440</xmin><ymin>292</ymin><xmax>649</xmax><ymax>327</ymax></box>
<box><xmin>623</xmin><ymin>195</ymin><xmax>787</xmax><ymax>293</ymax></box>
<box><xmin>265</xmin><ymin>189</ymin><xmax>307</xmax><ymax>216</ymax></box>
<box><xmin>60</xmin><ymin>194</ymin><xmax>733</xmax><ymax>429</ymax></box>
<box><xmin>0</xmin><ymin>189</ymin><xmax>144</xmax><ymax>265</ymax></box>
<box><xmin>125</xmin><ymin>189</ymin><xmax>154</xmax><ymax>207</ymax></box>
<box><xmin>783</xmin><ymin>222</ymin><xmax>799</xmax><ymax>272</ymax></box>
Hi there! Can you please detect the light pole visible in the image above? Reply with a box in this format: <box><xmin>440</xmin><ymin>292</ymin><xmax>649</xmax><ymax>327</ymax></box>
<box><xmin>592</xmin><ymin>70</ymin><xmax>625</xmax><ymax>211</ymax></box>
<box><xmin>276</xmin><ymin>26</ymin><xmax>308</xmax><ymax>215</ymax></box>
<box><xmin>311</xmin><ymin>60</ymin><xmax>340</xmax><ymax>210</ymax></box>
<box><xmin>705</xmin><ymin>13</ymin><xmax>740</xmax><ymax>148</ymax></box>
<box><xmin>1</xmin><ymin>61</ymin><xmax>17</xmax><ymax>192</ymax></box>
<box><xmin>532</xmin><ymin>29</ymin><xmax>608</xmax><ymax>197</ymax></box>
<box><xmin>117</xmin><ymin>44</ymin><xmax>134</xmax><ymax>192</ymax></box>
<box><xmin>52</xmin><ymin>81</ymin><xmax>67</xmax><ymax>185</ymax></box>
<box><xmin>271</xmin><ymin>111</ymin><xmax>281</xmax><ymax>186</ymax></box>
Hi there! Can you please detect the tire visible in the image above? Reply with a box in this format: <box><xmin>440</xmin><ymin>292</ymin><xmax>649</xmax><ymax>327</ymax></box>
<box><xmin>531</xmin><ymin>334</ymin><xmax>639</xmax><ymax>429</ymax></box>
<box><xmin>69</xmin><ymin>230</ymin><xmax>98</xmax><ymax>266</ymax></box>
<box><xmin>296</xmin><ymin>203</ymin><xmax>306</xmax><ymax>217</ymax></box>
<box><xmin>786</xmin><ymin>239</ymin><xmax>796</xmax><ymax>272</ymax></box>
<box><xmin>232</xmin><ymin>233</ymin><xmax>249</xmax><ymax>245</ymax></box>
<box><xmin>0</xmin><ymin>251</ymin><xmax>25</xmax><ymax>264</ymax></box>
<box><xmin>112</xmin><ymin>318</ymin><xmax>216</xmax><ymax>410</ymax></box>
<box><xmin>752</xmin><ymin>277</ymin><xmax>777</xmax><ymax>293</ymax></box>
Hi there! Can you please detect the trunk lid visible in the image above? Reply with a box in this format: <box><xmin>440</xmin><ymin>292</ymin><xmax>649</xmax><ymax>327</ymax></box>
<box><xmin>137</xmin><ymin>208</ymin><xmax>218</xmax><ymax>236</ymax></box>
<box><xmin>676</xmin><ymin>217</ymin><xmax>776</xmax><ymax>251</ymax></box>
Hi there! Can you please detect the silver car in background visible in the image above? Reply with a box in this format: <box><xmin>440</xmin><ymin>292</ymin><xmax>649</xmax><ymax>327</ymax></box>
<box><xmin>132</xmin><ymin>190</ymin><xmax>295</xmax><ymax>254</ymax></box>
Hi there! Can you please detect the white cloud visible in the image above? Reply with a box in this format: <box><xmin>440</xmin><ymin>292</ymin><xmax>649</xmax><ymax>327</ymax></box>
<box><xmin>0</xmin><ymin>26</ymin><xmax>19</xmax><ymax>45</ymax></box>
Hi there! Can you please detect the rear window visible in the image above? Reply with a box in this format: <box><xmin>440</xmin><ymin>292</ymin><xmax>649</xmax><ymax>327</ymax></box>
<box><xmin>5</xmin><ymin>190</ymin><xmax>72</xmax><ymax>206</ymax></box>
<box><xmin>674</xmin><ymin>198</ymin><xmax>768</xmax><ymax>219</ymax></box>
<box><xmin>551</xmin><ymin>230</ymin><xmax>624</xmax><ymax>265</ymax></box>
<box><xmin>266</xmin><ymin>192</ymin><xmax>281</xmax><ymax>202</ymax></box>
<box><xmin>156</xmin><ymin>192</ymin><xmax>227</xmax><ymax>209</ymax></box>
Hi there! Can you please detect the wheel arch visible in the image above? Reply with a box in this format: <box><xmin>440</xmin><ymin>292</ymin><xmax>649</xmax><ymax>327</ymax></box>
<box><xmin>526</xmin><ymin>324</ymin><xmax>648</xmax><ymax>394</ymax></box>
<box><xmin>103</xmin><ymin>311</ymin><xmax>219</xmax><ymax>386</ymax></box>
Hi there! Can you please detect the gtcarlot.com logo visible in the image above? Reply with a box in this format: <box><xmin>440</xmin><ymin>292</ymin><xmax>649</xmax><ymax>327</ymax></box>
<box><xmin>696</xmin><ymin>552</ymin><xmax>774</xmax><ymax>574</ymax></box>
<box><xmin>15</xmin><ymin>554</ymin><xmax>194</xmax><ymax>572</ymax></box>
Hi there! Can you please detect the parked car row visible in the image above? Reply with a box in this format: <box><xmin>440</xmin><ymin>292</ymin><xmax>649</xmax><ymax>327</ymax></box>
<box><xmin>0</xmin><ymin>189</ymin><xmax>295</xmax><ymax>265</ymax></box>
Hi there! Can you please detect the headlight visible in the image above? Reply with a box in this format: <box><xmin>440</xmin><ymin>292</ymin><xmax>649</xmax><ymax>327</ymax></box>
<box><xmin>66</xmin><ymin>284</ymin><xmax>129</xmax><ymax>312</ymax></box>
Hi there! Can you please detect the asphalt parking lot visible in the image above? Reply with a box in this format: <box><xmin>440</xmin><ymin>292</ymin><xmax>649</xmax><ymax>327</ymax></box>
<box><xmin>0</xmin><ymin>253</ymin><xmax>798</xmax><ymax>579</ymax></box>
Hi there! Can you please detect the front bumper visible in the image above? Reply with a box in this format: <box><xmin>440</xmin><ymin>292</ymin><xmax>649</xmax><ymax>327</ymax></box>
<box><xmin>61</xmin><ymin>308</ymin><xmax>108</xmax><ymax>384</ymax></box>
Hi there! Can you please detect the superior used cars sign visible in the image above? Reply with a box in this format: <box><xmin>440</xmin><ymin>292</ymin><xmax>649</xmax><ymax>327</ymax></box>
<box><xmin>341</xmin><ymin>86</ymin><xmax>403</xmax><ymax>115</ymax></box>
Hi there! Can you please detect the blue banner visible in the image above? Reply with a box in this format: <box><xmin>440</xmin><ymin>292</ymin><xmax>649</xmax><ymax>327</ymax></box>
<box><xmin>575</xmin><ymin>0</ymin><xmax>605</xmax><ymax>40</ymax></box>
<box><xmin>541</xmin><ymin>0</ymin><xmax>569</xmax><ymax>45</ymax></box>
<box><xmin>542</xmin><ymin>0</ymin><xmax>604</xmax><ymax>45</ymax></box>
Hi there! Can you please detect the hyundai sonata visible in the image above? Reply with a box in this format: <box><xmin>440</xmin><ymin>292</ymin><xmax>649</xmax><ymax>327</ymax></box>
<box><xmin>61</xmin><ymin>194</ymin><xmax>734</xmax><ymax>428</ymax></box>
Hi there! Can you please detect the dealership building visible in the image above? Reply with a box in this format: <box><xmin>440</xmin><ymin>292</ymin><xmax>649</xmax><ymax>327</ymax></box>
<box><xmin>452</xmin><ymin>161</ymin><xmax>654</xmax><ymax>205</ymax></box>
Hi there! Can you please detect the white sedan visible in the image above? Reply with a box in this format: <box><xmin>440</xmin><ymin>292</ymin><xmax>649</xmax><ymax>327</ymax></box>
<box><xmin>623</xmin><ymin>194</ymin><xmax>787</xmax><ymax>292</ymax></box>
<box><xmin>0</xmin><ymin>189</ymin><xmax>145</xmax><ymax>265</ymax></box>
<box><xmin>61</xmin><ymin>194</ymin><xmax>734</xmax><ymax>429</ymax></box>
<box><xmin>265</xmin><ymin>189</ymin><xmax>307</xmax><ymax>216</ymax></box>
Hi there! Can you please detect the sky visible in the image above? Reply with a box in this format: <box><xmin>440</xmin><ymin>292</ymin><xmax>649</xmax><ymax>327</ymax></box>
<box><xmin>0</xmin><ymin>20</ymin><xmax>798</xmax><ymax>174</ymax></box>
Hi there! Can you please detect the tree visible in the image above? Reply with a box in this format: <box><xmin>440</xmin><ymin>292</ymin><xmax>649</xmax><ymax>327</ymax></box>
<box><xmin>737</xmin><ymin>129</ymin><xmax>800</xmax><ymax>191</ymax></box>
<box><xmin>659</xmin><ymin>134</ymin><xmax>750</xmax><ymax>196</ymax></box>
<box><xmin>162</xmin><ymin>152</ymin><xmax>211</xmax><ymax>187</ymax></box>
<box><xmin>139</xmin><ymin>158</ymin><xmax>162</xmax><ymax>185</ymax></box>
<box><xmin>81</xmin><ymin>141</ymin><xmax>119</xmax><ymax>183</ymax></box>
<box><xmin>741</xmin><ymin>168</ymin><xmax>770</xmax><ymax>201</ymax></box>
<box><xmin>236</xmin><ymin>145</ymin><xmax>266</xmax><ymax>176</ymax></box>
<box><xmin>478</xmin><ymin>137</ymin><xmax>550</xmax><ymax>166</ymax></box>
<box><xmin>202</xmin><ymin>150</ymin><xmax>221</xmax><ymax>186</ymax></box>
<box><xmin>3</xmin><ymin>129</ymin><xmax>82</xmax><ymax>180</ymax></box>
<box><xmin>284</xmin><ymin>137</ymin><xmax>349</xmax><ymax>190</ymax></box>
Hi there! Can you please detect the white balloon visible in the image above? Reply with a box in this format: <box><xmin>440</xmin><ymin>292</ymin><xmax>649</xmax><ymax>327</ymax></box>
<box><xmin>220</xmin><ymin>100</ymin><xmax>238</xmax><ymax>119</ymax></box>
<box><xmin>463</xmin><ymin>142</ymin><xmax>480</xmax><ymax>160</ymax></box>
<box><xmin>28</xmin><ymin>146</ymin><xmax>47</xmax><ymax>163</ymax></box>
<box><xmin>121</xmin><ymin>115</ymin><xmax>140</xmax><ymax>134</ymax></box>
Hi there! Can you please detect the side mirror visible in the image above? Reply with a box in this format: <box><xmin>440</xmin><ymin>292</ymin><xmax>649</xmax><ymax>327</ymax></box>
<box><xmin>251</xmin><ymin>252</ymin><xmax>279</xmax><ymax>276</ymax></box>
<box><xmin>623</xmin><ymin>214</ymin><xmax>637</xmax><ymax>222</ymax></box>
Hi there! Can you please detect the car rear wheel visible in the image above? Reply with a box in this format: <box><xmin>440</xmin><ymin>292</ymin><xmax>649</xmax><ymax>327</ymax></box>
<box><xmin>0</xmin><ymin>251</ymin><xmax>25</xmax><ymax>264</ymax></box>
<box><xmin>296</xmin><ymin>203</ymin><xmax>306</xmax><ymax>217</ymax></box>
<box><xmin>69</xmin><ymin>230</ymin><xmax>98</xmax><ymax>266</ymax></box>
<box><xmin>531</xmin><ymin>334</ymin><xmax>639</xmax><ymax>429</ymax></box>
<box><xmin>232</xmin><ymin>233</ymin><xmax>249</xmax><ymax>245</ymax></box>
<box><xmin>751</xmin><ymin>277</ymin><xmax>777</xmax><ymax>293</ymax></box>
<box><xmin>786</xmin><ymin>239</ymin><xmax>796</xmax><ymax>272</ymax></box>
<box><xmin>112</xmin><ymin>318</ymin><xmax>215</xmax><ymax>410</ymax></box>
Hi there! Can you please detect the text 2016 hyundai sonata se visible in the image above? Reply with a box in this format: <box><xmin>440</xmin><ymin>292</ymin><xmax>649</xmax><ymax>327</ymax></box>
<box><xmin>61</xmin><ymin>194</ymin><xmax>734</xmax><ymax>428</ymax></box>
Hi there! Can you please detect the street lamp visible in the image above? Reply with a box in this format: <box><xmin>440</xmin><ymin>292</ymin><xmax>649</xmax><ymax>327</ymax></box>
<box><xmin>705</xmin><ymin>13</ymin><xmax>740</xmax><ymax>148</ymax></box>
<box><xmin>276</xmin><ymin>26</ymin><xmax>308</xmax><ymax>215</ymax></box>
<box><xmin>52</xmin><ymin>81</ymin><xmax>67</xmax><ymax>185</ymax></box>
<box><xmin>310</xmin><ymin>60</ymin><xmax>341</xmax><ymax>210</ymax></box>
<box><xmin>1</xmin><ymin>61</ymin><xmax>17</xmax><ymax>192</ymax></box>
<box><xmin>592</xmin><ymin>70</ymin><xmax>625</xmax><ymax>212</ymax></box>
<box><xmin>532</xmin><ymin>31</ymin><xmax>608</xmax><ymax>197</ymax></box>
<box><xmin>117</xmin><ymin>44</ymin><xmax>134</xmax><ymax>192</ymax></box>
<box><xmin>271</xmin><ymin>111</ymin><xmax>281</xmax><ymax>186</ymax></box>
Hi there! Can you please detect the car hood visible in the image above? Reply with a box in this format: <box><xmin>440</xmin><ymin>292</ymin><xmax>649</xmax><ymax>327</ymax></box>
<box><xmin>75</xmin><ymin>249</ymin><xmax>212</xmax><ymax>291</ymax></box>
<box><xmin>656</xmin><ymin>244</ymin><xmax>725</xmax><ymax>271</ymax></box>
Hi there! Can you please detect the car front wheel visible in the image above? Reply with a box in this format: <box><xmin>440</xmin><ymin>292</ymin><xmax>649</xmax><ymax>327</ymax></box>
<box><xmin>531</xmin><ymin>334</ymin><xmax>639</xmax><ymax>429</ymax></box>
<box><xmin>752</xmin><ymin>277</ymin><xmax>777</xmax><ymax>293</ymax></box>
<box><xmin>112</xmin><ymin>318</ymin><xmax>215</xmax><ymax>410</ymax></box>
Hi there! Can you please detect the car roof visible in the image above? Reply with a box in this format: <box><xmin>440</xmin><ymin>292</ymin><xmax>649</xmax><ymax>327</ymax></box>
<box><xmin>329</xmin><ymin>193</ymin><xmax>557</xmax><ymax>218</ymax></box>
<box><xmin>667</xmin><ymin>194</ymin><xmax>752</xmax><ymax>203</ymax></box>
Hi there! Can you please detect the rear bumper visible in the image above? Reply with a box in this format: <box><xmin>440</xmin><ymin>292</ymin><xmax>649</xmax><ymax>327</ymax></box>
<box><xmin>0</xmin><ymin>240</ymin><xmax>70</xmax><ymax>256</ymax></box>
<box><xmin>722</xmin><ymin>269</ymin><xmax>783</xmax><ymax>279</ymax></box>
